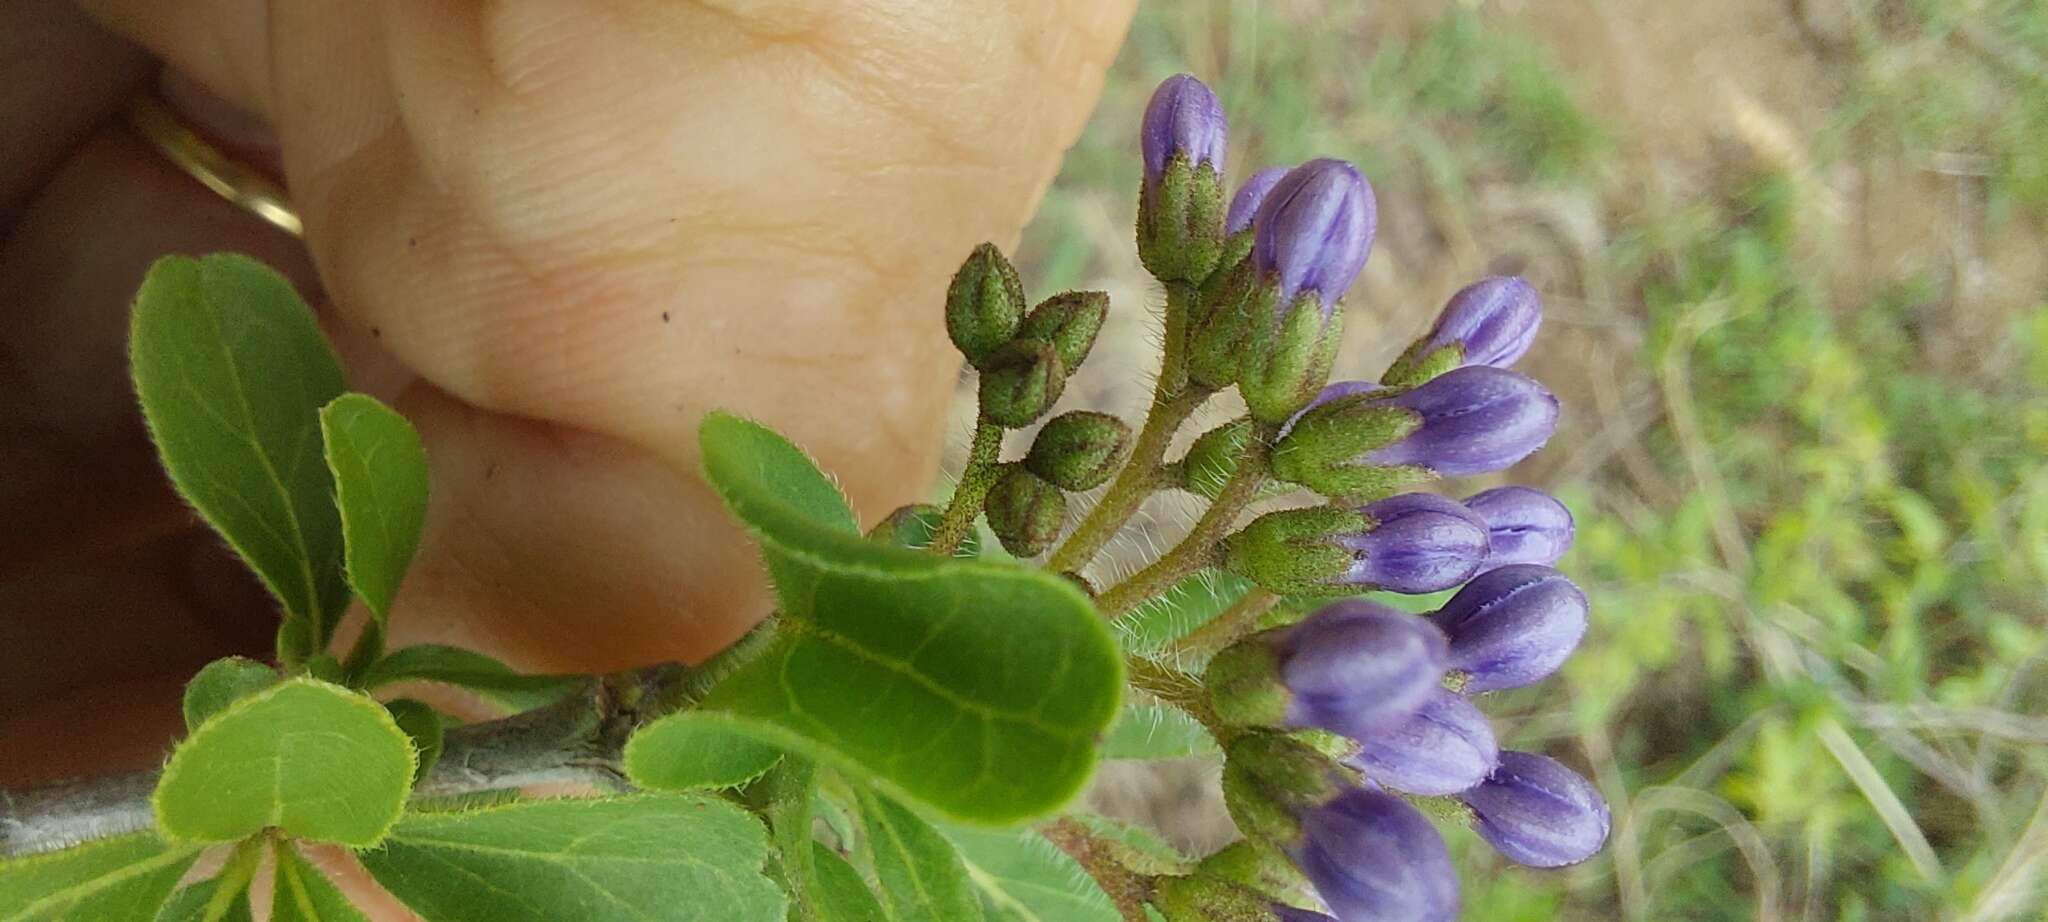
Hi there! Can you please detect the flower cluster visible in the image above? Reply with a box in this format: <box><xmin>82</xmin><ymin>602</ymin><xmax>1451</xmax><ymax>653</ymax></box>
<box><xmin>1126</xmin><ymin>73</ymin><xmax>1608</xmax><ymax>920</ymax></box>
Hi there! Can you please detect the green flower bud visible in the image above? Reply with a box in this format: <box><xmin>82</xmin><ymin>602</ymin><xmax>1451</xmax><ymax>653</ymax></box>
<box><xmin>1222</xmin><ymin>506</ymin><xmax>1366</xmax><ymax>597</ymax></box>
<box><xmin>1179</xmin><ymin>418</ymin><xmax>1255</xmax><ymax>499</ymax></box>
<box><xmin>1137</xmin><ymin>76</ymin><xmax>1229</xmax><ymax>283</ymax></box>
<box><xmin>1270</xmin><ymin>385</ymin><xmax>1430</xmax><ymax>500</ymax></box>
<box><xmin>1025</xmin><ymin>411</ymin><xmax>1131</xmax><ymax>491</ymax></box>
<box><xmin>984</xmin><ymin>465</ymin><xmax>1067</xmax><ymax>557</ymax></box>
<box><xmin>1017</xmin><ymin>291</ymin><xmax>1109</xmax><ymax>372</ymax></box>
<box><xmin>1185</xmin><ymin>258</ymin><xmax>1255</xmax><ymax>389</ymax></box>
<box><xmin>979</xmin><ymin>340</ymin><xmax>1065</xmax><ymax>427</ymax></box>
<box><xmin>1196</xmin><ymin>840</ymin><xmax>1322</xmax><ymax>914</ymax></box>
<box><xmin>1152</xmin><ymin>874</ymin><xmax>1284</xmax><ymax>922</ymax></box>
<box><xmin>945</xmin><ymin>243</ymin><xmax>1026</xmax><ymax>368</ymax></box>
<box><xmin>1241</xmin><ymin>287</ymin><xmax>1346</xmax><ymax>425</ymax></box>
<box><xmin>1206</xmin><ymin>635</ymin><xmax>1290</xmax><ymax>727</ymax></box>
<box><xmin>866</xmin><ymin>503</ymin><xmax>979</xmax><ymax>557</ymax></box>
<box><xmin>1223</xmin><ymin>732</ymin><xmax>1348</xmax><ymax>845</ymax></box>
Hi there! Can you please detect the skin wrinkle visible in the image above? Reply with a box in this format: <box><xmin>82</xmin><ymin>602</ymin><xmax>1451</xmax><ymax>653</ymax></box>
<box><xmin>13</xmin><ymin>1</ymin><xmax>1139</xmax><ymax>817</ymax></box>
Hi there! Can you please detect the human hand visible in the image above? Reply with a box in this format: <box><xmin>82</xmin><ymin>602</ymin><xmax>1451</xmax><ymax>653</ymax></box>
<box><xmin>0</xmin><ymin>0</ymin><xmax>1137</xmax><ymax>788</ymax></box>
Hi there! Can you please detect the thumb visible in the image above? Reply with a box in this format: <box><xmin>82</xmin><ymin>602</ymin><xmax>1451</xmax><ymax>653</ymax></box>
<box><xmin>78</xmin><ymin>0</ymin><xmax>1142</xmax><ymax>674</ymax></box>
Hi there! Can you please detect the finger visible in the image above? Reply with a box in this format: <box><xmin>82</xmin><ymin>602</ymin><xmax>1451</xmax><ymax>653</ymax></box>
<box><xmin>0</xmin><ymin>0</ymin><xmax>150</xmax><ymax>224</ymax></box>
<box><xmin>270</xmin><ymin>0</ymin><xmax>1138</xmax><ymax>517</ymax></box>
<box><xmin>375</xmin><ymin>385</ymin><xmax>769</xmax><ymax>669</ymax></box>
<box><xmin>72</xmin><ymin>0</ymin><xmax>275</xmax><ymax>119</ymax></box>
<box><xmin>71</xmin><ymin>0</ymin><xmax>1141</xmax><ymax>513</ymax></box>
<box><xmin>46</xmin><ymin>0</ymin><xmax>1140</xmax><ymax>681</ymax></box>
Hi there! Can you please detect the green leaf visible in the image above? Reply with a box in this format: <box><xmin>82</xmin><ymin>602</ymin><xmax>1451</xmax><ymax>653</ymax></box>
<box><xmin>355</xmin><ymin>645</ymin><xmax>583</xmax><ymax>714</ymax></box>
<box><xmin>676</xmin><ymin>414</ymin><xmax>1122</xmax><ymax>824</ymax></box>
<box><xmin>623</xmin><ymin>712</ymin><xmax>783</xmax><ymax>790</ymax></box>
<box><xmin>155</xmin><ymin>836</ymin><xmax>263</xmax><ymax>922</ymax></box>
<box><xmin>743</xmin><ymin>759</ymin><xmax>820</xmax><ymax>920</ymax></box>
<box><xmin>271</xmin><ymin>842</ymin><xmax>368</xmax><ymax>922</ymax></box>
<box><xmin>0</xmin><ymin>833</ymin><xmax>203</xmax><ymax>922</ymax></box>
<box><xmin>152</xmin><ymin>678</ymin><xmax>414</xmax><ymax>846</ymax></box>
<box><xmin>383</xmin><ymin>698</ymin><xmax>445</xmax><ymax>783</ymax></box>
<box><xmin>302</xmin><ymin>654</ymin><xmax>347</xmax><ymax>684</ymax></box>
<box><xmin>858</xmin><ymin>792</ymin><xmax>983</xmax><ymax>922</ymax></box>
<box><xmin>938</xmin><ymin>826</ymin><xmax>1119</xmax><ymax>922</ymax></box>
<box><xmin>813</xmin><ymin>788</ymin><xmax>859</xmax><ymax>853</ymax></box>
<box><xmin>153</xmin><ymin>877</ymin><xmax>254</xmax><ymax>922</ymax></box>
<box><xmin>318</xmin><ymin>393</ymin><xmax>428</xmax><ymax>624</ymax></box>
<box><xmin>1099</xmin><ymin>704</ymin><xmax>1218</xmax><ymax>761</ymax></box>
<box><xmin>698</xmin><ymin>411</ymin><xmax>860</xmax><ymax>535</ymax></box>
<box><xmin>129</xmin><ymin>254</ymin><xmax>350</xmax><ymax>638</ymax></box>
<box><xmin>809</xmin><ymin>844</ymin><xmax>888</xmax><ymax>922</ymax></box>
<box><xmin>181</xmin><ymin>656</ymin><xmax>278</xmax><ymax>731</ymax></box>
<box><xmin>356</xmin><ymin>794</ymin><xmax>785</xmax><ymax>922</ymax></box>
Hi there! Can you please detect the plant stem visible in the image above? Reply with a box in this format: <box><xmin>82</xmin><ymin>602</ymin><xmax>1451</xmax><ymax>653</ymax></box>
<box><xmin>1168</xmin><ymin>588</ymin><xmax>1281</xmax><ymax>657</ymax></box>
<box><xmin>0</xmin><ymin>669</ymin><xmax>675</xmax><ymax>858</ymax></box>
<box><xmin>1124</xmin><ymin>655</ymin><xmax>1222</xmax><ymax>734</ymax></box>
<box><xmin>339</xmin><ymin>621</ymin><xmax>384</xmax><ymax>682</ymax></box>
<box><xmin>1047</xmin><ymin>391</ymin><xmax>1205</xmax><ymax>576</ymax></box>
<box><xmin>926</xmin><ymin>419</ymin><xmax>1004</xmax><ymax>556</ymax></box>
<box><xmin>1040</xmin><ymin>817</ymin><xmax>1157</xmax><ymax>922</ymax></box>
<box><xmin>1093</xmin><ymin>438</ymin><xmax>1270</xmax><ymax>617</ymax></box>
<box><xmin>1045</xmin><ymin>284</ymin><xmax>1209</xmax><ymax>575</ymax></box>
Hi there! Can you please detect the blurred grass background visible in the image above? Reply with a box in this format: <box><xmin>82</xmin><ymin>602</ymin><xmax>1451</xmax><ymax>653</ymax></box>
<box><xmin>989</xmin><ymin>1</ymin><xmax>2048</xmax><ymax>918</ymax></box>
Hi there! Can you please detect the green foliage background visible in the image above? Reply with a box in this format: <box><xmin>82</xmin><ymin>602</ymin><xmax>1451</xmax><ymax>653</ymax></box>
<box><xmin>1025</xmin><ymin>2</ymin><xmax>2048</xmax><ymax>918</ymax></box>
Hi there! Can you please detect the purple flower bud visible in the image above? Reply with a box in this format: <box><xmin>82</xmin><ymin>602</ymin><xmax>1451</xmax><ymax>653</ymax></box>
<box><xmin>1141</xmin><ymin>74</ymin><xmax>1227</xmax><ymax>186</ymax></box>
<box><xmin>1461</xmin><ymin>750</ymin><xmax>1610</xmax><ymax>868</ymax></box>
<box><xmin>1274</xmin><ymin>601</ymin><xmax>1448</xmax><ymax>739</ymax></box>
<box><xmin>1252</xmin><ymin>159</ymin><xmax>1376</xmax><ymax>309</ymax></box>
<box><xmin>1430</xmin><ymin>564</ymin><xmax>1588</xmax><ymax>693</ymax></box>
<box><xmin>1366</xmin><ymin>366</ymin><xmax>1559</xmax><ymax>477</ymax></box>
<box><xmin>1417</xmin><ymin>277</ymin><xmax>1542</xmax><ymax>370</ymax></box>
<box><xmin>1227</xmin><ymin>166</ymin><xmax>1290</xmax><ymax>235</ymax></box>
<box><xmin>1291</xmin><ymin>787</ymin><xmax>1459</xmax><ymax>922</ymax></box>
<box><xmin>1348</xmin><ymin>688</ymin><xmax>1498</xmax><ymax>796</ymax></box>
<box><xmin>1340</xmin><ymin>493</ymin><xmax>1490</xmax><ymax>594</ymax></box>
<box><xmin>1463</xmin><ymin>486</ymin><xmax>1575</xmax><ymax>568</ymax></box>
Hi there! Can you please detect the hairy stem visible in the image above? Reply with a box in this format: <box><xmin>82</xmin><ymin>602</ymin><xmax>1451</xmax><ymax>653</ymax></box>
<box><xmin>1168</xmin><ymin>588</ymin><xmax>1282</xmax><ymax>657</ymax></box>
<box><xmin>0</xmin><ymin>772</ymin><xmax>156</xmax><ymax>859</ymax></box>
<box><xmin>1125</xmin><ymin>655</ymin><xmax>1222</xmax><ymax>734</ymax></box>
<box><xmin>0</xmin><ymin>667</ymin><xmax>683</xmax><ymax>858</ymax></box>
<box><xmin>1040</xmin><ymin>817</ymin><xmax>1157</xmax><ymax>922</ymax></box>
<box><xmin>1094</xmin><ymin>438</ymin><xmax>1270</xmax><ymax>617</ymax></box>
<box><xmin>926</xmin><ymin>419</ymin><xmax>1004</xmax><ymax>556</ymax></box>
<box><xmin>1046</xmin><ymin>284</ymin><xmax>1208</xmax><ymax>575</ymax></box>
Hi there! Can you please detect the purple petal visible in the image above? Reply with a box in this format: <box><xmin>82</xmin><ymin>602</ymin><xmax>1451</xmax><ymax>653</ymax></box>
<box><xmin>1431</xmin><ymin>564</ymin><xmax>1588</xmax><ymax>693</ymax></box>
<box><xmin>1251</xmin><ymin>159</ymin><xmax>1376</xmax><ymax>307</ymax></box>
<box><xmin>1462</xmin><ymin>750</ymin><xmax>1610</xmax><ymax>868</ymax></box>
<box><xmin>1464</xmin><ymin>486</ymin><xmax>1575</xmax><ymax>568</ymax></box>
<box><xmin>1348</xmin><ymin>688</ymin><xmax>1499</xmax><ymax>796</ymax></box>
<box><xmin>1366</xmin><ymin>366</ymin><xmax>1559</xmax><ymax>477</ymax></box>
<box><xmin>1339</xmin><ymin>493</ymin><xmax>1489</xmax><ymax>594</ymax></box>
<box><xmin>1292</xmin><ymin>787</ymin><xmax>1459</xmax><ymax>922</ymax></box>
<box><xmin>1226</xmin><ymin>166</ymin><xmax>1291</xmax><ymax>235</ymax></box>
<box><xmin>1422</xmin><ymin>276</ymin><xmax>1542</xmax><ymax>369</ymax></box>
<box><xmin>1278</xmin><ymin>601</ymin><xmax>1448</xmax><ymax>738</ymax></box>
<box><xmin>1140</xmin><ymin>74</ymin><xmax>1227</xmax><ymax>183</ymax></box>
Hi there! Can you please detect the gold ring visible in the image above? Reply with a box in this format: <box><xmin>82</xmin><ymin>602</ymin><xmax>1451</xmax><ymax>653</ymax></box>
<box><xmin>125</xmin><ymin>94</ymin><xmax>303</xmax><ymax>238</ymax></box>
